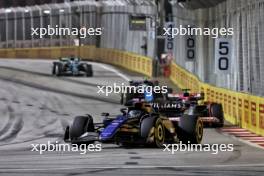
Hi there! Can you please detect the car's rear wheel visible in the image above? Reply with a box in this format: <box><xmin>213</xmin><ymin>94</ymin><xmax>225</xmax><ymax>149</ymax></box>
<box><xmin>210</xmin><ymin>103</ymin><xmax>224</xmax><ymax>127</ymax></box>
<box><xmin>154</xmin><ymin>118</ymin><xmax>165</xmax><ymax>148</ymax></box>
<box><xmin>85</xmin><ymin>64</ymin><xmax>93</xmax><ymax>77</ymax></box>
<box><xmin>179</xmin><ymin>115</ymin><xmax>203</xmax><ymax>144</ymax></box>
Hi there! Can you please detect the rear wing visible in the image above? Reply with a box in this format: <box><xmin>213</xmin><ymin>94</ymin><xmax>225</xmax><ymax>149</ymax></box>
<box><xmin>167</xmin><ymin>92</ymin><xmax>205</xmax><ymax>100</ymax></box>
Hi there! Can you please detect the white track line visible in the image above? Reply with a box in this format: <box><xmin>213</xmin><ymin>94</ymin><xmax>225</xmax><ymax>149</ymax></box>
<box><xmin>93</xmin><ymin>62</ymin><xmax>131</xmax><ymax>81</ymax></box>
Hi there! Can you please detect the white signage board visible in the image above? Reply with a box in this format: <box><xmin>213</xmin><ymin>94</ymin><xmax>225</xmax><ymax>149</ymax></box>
<box><xmin>185</xmin><ymin>34</ymin><xmax>196</xmax><ymax>62</ymax></box>
<box><xmin>215</xmin><ymin>38</ymin><xmax>232</xmax><ymax>74</ymax></box>
<box><xmin>164</xmin><ymin>22</ymin><xmax>174</xmax><ymax>54</ymax></box>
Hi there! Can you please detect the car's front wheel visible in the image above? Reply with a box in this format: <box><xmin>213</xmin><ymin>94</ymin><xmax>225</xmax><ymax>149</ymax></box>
<box><xmin>64</xmin><ymin>126</ymin><xmax>70</xmax><ymax>142</ymax></box>
<box><xmin>53</xmin><ymin>63</ymin><xmax>62</xmax><ymax>76</ymax></box>
<box><xmin>154</xmin><ymin>118</ymin><xmax>165</xmax><ymax>148</ymax></box>
<box><xmin>70</xmin><ymin>115</ymin><xmax>94</xmax><ymax>140</ymax></box>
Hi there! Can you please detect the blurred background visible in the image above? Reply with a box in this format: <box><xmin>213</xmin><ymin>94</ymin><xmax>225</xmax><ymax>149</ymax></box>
<box><xmin>0</xmin><ymin>0</ymin><xmax>263</xmax><ymax>96</ymax></box>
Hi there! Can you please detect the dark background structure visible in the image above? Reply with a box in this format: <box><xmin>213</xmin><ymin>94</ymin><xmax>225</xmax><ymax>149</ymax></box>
<box><xmin>0</xmin><ymin>0</ymin><xmax>66</xmax><ymax>8</ymax></box>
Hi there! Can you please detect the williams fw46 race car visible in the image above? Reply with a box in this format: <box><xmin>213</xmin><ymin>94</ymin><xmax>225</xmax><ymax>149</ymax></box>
<box><xmin>64</xmin><ymin>102</ymin><xmax>204</xmax><ymax>147</ymax></box>
<box><xmin>52</xmin><ymin>57</ymin><xmax>93</xmax><ymax>77</ymax></box>
<box><xmin>165</xmin><ymin>89</ymin><xmax>224</xmax><ymax>127</ymax></box>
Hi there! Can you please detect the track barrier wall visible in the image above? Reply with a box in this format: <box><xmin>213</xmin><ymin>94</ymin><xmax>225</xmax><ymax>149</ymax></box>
<box><xmin>0</xmin><ymin>46</ymin><xmax>263</xmax><ymax>137</ymax></box>
<box><xmin>0</xmin><ymin>46</ymin><xmax>152</xmax><ymax>77</ymax></box>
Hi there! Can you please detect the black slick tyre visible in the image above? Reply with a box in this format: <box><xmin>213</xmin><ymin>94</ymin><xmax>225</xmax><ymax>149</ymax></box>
<box><xmin>179</xmin><ymin>115</ymin><xmax>203</xmax><ymax>144</ymax></box>
<box><xmin>54</xmin><ymin>63</ymin><xmax>62</xmax><ymax>76</ymax></box>
<box><xmin>210</xmin><ymin>103</ymin><xmax>224</xmax><ymax>127</ymax></box>
<box><xmin>85</xmin><ymin>64</ymin><xmax>93</xmax><ymax>77</ymax></box>
<box><xmin>154</xmin><ymin>118</ymin><xmax>165</xmax><ymax>148</ymax></box>
<box><xmin>69</xmin><ymin>115</ymin><xmax>94</xmax><ymax>140</ymax></box>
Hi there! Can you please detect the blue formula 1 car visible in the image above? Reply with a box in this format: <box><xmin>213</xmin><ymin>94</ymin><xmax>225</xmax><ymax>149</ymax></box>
<box><xmin>52</xmin><ymin>57</ymin><xmax>93</xmax><ymax>77</ymax></box>
<box><xmin>64</xmin><ymin>101</ymin><xmax>204</xmax><ymax>147</ymax></box>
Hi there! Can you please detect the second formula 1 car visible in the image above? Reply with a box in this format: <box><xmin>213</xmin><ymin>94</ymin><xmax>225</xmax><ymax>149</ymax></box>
<box><xmin>52</xmin><ymin>57</ymin><xmax>93</xmax><ymax>77</ymax></box>
<box><xmin>121</xmin><ymin>85</ymin><xmax>224</xmax><ymax>128</ymax></box>
<box><xmin>64</xmin><ymin>101</ymin><xmax>204</xmax><ymax>147</ymax></box>
<box><xmin>165</xmin><ymin>89</ymin><xmax>224</xmax><ymax>127</ymax></box>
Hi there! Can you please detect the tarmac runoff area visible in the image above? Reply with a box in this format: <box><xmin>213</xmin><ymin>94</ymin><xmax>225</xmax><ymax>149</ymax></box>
<box><xmin>0</xmin><ymin>59</ymin><xmax>263</xmax><ymax>176</ymax></box>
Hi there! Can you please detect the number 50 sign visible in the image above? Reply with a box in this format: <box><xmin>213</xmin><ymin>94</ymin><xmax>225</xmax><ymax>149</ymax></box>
<box><xmin>215</xmin><ymin>38</ymin><xmax>232</xmax><ymax>74</ymax></box>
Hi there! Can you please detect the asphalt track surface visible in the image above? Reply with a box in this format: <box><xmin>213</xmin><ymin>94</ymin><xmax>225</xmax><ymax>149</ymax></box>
<box><xmin>0</xmin><ymin>59</ymin><xmax>263</xmax><ymax>176</ymax></box>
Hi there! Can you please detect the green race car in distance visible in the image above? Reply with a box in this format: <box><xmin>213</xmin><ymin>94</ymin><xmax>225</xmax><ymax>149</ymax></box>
<box><xmin>52</xmin><ymin>57</ymin><xmax>93</xmax><ymax>77</ymax></box>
